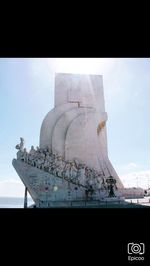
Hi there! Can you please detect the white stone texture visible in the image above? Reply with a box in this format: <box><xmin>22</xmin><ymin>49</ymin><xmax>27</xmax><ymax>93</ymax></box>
<box><xmin>12</xmin><ymin>159</ymin><xmax>87</xmax><ymax>206</ymax></box>
<box><xmin>55</xmin><ymin>73</ymin><xmax>105</xmax><ymax>111</ymax></box>
<box><xmin>52</xmin><ymin>108</ymin><xmax>94</xmax><ymax>156</ymax></box>
<box><xmin>40</xmin><ymin>103</ymin><xmax>78</xmax><ymax>149</ymax></box>
<box><xmin>40</xmin><ymin>73</ymin><xmax>124</xmax><ymax>189</ymax></box>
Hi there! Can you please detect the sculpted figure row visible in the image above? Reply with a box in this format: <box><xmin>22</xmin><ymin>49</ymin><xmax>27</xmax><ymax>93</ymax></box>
<box><xmin>15</xmin><ymin>138</ymin><xmax>107</xmax><ymax>190</ymax></box>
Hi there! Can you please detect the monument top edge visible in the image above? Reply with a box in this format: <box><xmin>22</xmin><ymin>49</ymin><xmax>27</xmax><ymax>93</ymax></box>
<box><xmin>55</xmin><ymin>73</ymin><xmax>103</xmax><ymax>78</ymax></box>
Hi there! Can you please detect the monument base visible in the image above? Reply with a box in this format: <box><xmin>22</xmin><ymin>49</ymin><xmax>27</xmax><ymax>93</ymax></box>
<box><xmin>12</xmin><ymin>158</ymin><xmax>124</xmax><ymax>208</ymax></box>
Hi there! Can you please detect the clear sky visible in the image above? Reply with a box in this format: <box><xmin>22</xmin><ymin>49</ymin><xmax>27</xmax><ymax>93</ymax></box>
<box><xmin>0</xmin><ymin>58</ymin><xmax>150</xmax><ymax>196</ymax></box>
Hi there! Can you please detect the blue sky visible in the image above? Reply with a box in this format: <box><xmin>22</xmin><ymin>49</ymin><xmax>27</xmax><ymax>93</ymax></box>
<box><xmin>0</xmin><ymin>58</ymin><xmax>150</xmax><ymax>196</ymax></box>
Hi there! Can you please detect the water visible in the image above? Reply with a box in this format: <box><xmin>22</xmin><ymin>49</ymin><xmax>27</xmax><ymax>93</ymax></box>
<box><xmin>0</xmin><ymin>197</ymin><xmax>34</xmax><ymax>208</ymax></box>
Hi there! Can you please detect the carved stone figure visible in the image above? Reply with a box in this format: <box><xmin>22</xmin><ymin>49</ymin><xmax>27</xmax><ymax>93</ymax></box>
<box><xmin>44</xmin><ymin>160</ymin><xmax>50</xmax><ymax>172</ymax></box>
<box><xmin>64</xmin><ymin>162</ymin><xmax>71</xmax><ymax>179</ymax></box>
<box><xmin>28</xmin><ymin>146</ymin><xmax>36</xmax><ymax>166</ymax></box>
<box><xmin>36</xmin><ymin>158</ymin><xmax>42</xmax><ymax>169</ymax></box>
<box><xmin>55</xmin><ymin>156</ymin><xmax>65</xmax><ymax>177</ymax></box>
<box><xmin>70</xmin><ymin>162</ymin><xmax>78</xmax><ymax>180</ymax></box>
<box><xmin>16</xmin><ymin>150</ymin><xmax>23</xmax><ymax>160</ymax></box>
<box><xmin>19</xmin><ymin>137</ymin><xmax>25</xmax><ymax>151</ymax></box>
<box><xmin>15</xmin><ymin>137</ymin><xmax>25</xmax><ymax>152</ymax></box>
<box><xmin>23</xmin><ymin>148</ymin><xmax>28</xmax><ymax>163</ymax></box>
<box><xmin>77</xmin><ymin>164</ymin><xmax>86</xmax><ymax>185</ymax></box>
<box><xmin>101</xmin><ymin>177</ymin><xmax>107</xmax><ymax>190</ymax></box>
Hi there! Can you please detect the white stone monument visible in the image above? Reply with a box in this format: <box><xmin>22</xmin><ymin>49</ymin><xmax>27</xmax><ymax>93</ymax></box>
<box><xmin>13</xmin><ymin>73</ymin><xmax>126</xmax><ymax>208</ymax></box>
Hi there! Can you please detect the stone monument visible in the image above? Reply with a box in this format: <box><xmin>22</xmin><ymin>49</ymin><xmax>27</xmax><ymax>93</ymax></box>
<box><xmin>12</xmin><ymin>73</ymin><xmax>125</xmax><ymax>207</ymax></box>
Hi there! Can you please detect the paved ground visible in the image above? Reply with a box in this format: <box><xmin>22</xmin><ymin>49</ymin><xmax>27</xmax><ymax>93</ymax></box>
<box><xmin>125</xmin><ymin>196</ymin><xmax>150</xmax><ymax>207</ymax></box>
<box><xmin>29</xmin><ymin>197</ymin><xmax>150</xmax><ymax>208</ymax></box>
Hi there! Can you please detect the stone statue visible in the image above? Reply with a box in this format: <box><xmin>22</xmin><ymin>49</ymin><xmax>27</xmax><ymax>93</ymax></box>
<box><xmin>28</xmin><ymin>146</ymin><xmax>36</xmax><ymax>166</ymax></box>
<box><xmin>64</xmin><ymin>162</ymin><xmax>71</xmax><ymax>179</ymax></box>
<box><xmin>77</xmin><ymin>164</ymin><xmax>86</xmax><ymax>185</ymax></box>
<box><xmin>43</xmin><ymin>159</ymin><xmax>50</xmax><ymax>172</ymax></box>
<box><xmin>23</xmin><ymin>148</ymin><xmax>28</xmax><ymax>163</ymax></box>
<box><xmin>70</xmin><ymin>161</ymin><xmax>78</xmax><ymax>180</ymax></box>
<box><xmin>20</xmin><ymin>137</ymin><xmax>25</xmax><ymax>151</ymax></box>
<box><xmin>15</xmin><ymin>137</ymin><xmax>25</xmax><ymax>151</ymax></box>
<box><xmin>55</xmin><ymin>156</ymin><xmax>65</xmax><ymax>177</ymax></box>
<box><xmin>15</xmin><ymin>137</ymin><xmax>25</xmax><ymax>160</ymax></box>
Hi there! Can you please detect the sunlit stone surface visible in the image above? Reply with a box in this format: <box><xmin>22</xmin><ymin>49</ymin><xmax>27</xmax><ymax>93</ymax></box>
<box><xmin>40</xmin><ymin>73</ymin><xmax>124</xmax><ymax>188</ymax></box>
